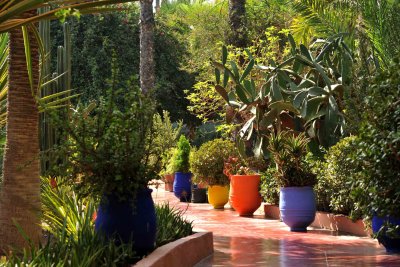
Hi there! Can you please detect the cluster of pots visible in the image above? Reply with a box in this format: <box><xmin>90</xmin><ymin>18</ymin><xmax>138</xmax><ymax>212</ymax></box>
<box><xmin>94</xmin><ymin>172</ymin><xmax>399</xmax><ymax>256</ymax></box>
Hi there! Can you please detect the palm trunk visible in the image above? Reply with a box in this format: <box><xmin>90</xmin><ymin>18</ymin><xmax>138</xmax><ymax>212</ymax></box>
<box><xmin>155</xmin><ymin>0</ymin><xmax>160</xmax><ymax>13</ymax></box>
<box><xmin>0</xmin><ymin>10</ymin><xmax>41</xmax><ymax>250</ymax></box>
<box><xmin>140</xmin><ymin>0</ymin><xmax>155</xmax><ymax>95</ymax></box>
<box><xmin>228</xmin><ymin>0</ymin><xmax>247</xmax><ymax>48</ymax></box>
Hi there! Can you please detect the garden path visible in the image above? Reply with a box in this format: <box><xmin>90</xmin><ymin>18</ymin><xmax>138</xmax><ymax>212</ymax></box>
<box><xmin>151</xmin><ymin>187</ymin><xmax>400</xmax><ymax>267</ymax></box>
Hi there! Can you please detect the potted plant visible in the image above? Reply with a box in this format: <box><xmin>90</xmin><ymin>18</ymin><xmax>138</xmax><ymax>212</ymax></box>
<box><xmin>47</xmin><ymin>84</ymin><xmax>161</xmax><ymax>256</ymax></box>
<box><xmin>268</xmin><ymin>131</ymin><xmax>317</xmax><ymax>232</ymax></box>
<box><xmin>190</xmin><ymin>139</ymin><xmax>237</xmax><ymax>209</ymax></box>
<box><xmin>153</xmin><ymin>111</ymin><xmax>182</xmax><ymax>192</ymax></box>
<box><xmin>172</xmin><ymin>135</ymin><xmax>192</xmax><ymax>202</ymax></box>
<box><xmin>351</xmin><ymin>61</ymin><xmax>400</xmax><ymax>253</ymax></box>
<box><xmin>160</xmin><ymin>148</ymin><xmax>176</xmax><ymax>192</ymax></box>
<box><xmin>189</xmin><ymin>148</ymin><xmax>207</xmax><ymax>203</ymax></box>
<box><xmin>224</xmin><ymin>156</ymin><xmax>262</xmax><ymax>216</ymax></box>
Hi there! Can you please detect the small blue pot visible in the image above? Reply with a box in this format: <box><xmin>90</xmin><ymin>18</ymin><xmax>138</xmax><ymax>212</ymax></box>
<box><xmin>280</xmin><ymin>186</ymin><xmax>316</xmax><ymax>232</ymax></box>
<box><xmin>372</xmin><ymin>216</ymin><xmax>400</xmax><ymax>254</ymax></box>
<box><xmin>173</xmin><ymin>172</ymin><xmax>192</xmax><ymax>202</ymax></box>
<box><xmin>95</xmin><ymin>188</ymin><xmax>156</xmax><ymax>256</ymax></box>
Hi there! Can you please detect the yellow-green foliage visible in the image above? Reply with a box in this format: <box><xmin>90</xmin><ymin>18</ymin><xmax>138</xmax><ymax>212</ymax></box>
<box><xmin>190</xmin><ymin>139</ymin><xmax>237</xmax><ymax>186</ymax></box>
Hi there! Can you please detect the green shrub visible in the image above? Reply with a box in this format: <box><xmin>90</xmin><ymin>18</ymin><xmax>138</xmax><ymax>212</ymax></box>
<box><xmin>46</xmin><ymin>81</ymin><xmax>159</xmax><ymax>201</ymax></box>
<box><xmin>305</xmin><ymin>152</ymin><xmax>331</xmax><ymax>212</ymax></box>
<box><xmin>323</xmin><ymin>136</ymin><xmax>360</xmax><ymax>217</ymax></box>
<box><xmin>351</xmin><ymin>59</ymin><xmax>400</xmax><ymax>225</ymax></box>
<box><xmin>153</xmin><ymin>111</ymin><xmax>182</xmax><ymax>177</ymax></box>
<box><xmin>260</xmin><ymin>168</ymin><xmax>280</xmax><ymax>205</ymax></box>
<box><xmin>190</xmin><ymin>139</ymin><xmax>237</xmax><ymax>186</ymax></box>
<box><xmin>173</xmin><ymin>135</ymin><xmax>191</xmax><ymax>173</ymax></box>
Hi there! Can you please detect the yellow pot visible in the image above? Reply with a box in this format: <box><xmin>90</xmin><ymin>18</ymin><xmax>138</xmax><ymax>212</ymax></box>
<box><xmin>208</xmin><ymin>185</ymin><xmax>229</xmax><ymax>209</ymax></box>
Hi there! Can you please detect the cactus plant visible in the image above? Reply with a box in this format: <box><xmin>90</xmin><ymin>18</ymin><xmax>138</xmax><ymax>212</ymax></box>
<box><xmin>39</xmin><ymin>10</ymin><xmax>72</xmax><ymax>173</ymax></box>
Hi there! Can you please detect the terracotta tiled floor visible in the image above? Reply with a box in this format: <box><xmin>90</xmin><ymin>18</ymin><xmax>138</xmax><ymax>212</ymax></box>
<box><xmin>151</xmin><ymin>188</ymin><xmax>400</xmax><ymax>267</ymax></box>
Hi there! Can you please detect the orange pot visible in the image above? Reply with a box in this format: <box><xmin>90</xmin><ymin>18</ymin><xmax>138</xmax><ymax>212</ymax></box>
<box><xmin>230</xmin><ymin>174</ymin><xmax>262</xmax><ymax>216</ymax></box>
<box><xmin>164</xmin><ymin>174</ymin><xmax>174</xmax><ymax>192</ymax></box>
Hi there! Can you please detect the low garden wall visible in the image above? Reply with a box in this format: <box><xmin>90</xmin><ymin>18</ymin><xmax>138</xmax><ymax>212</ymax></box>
<box><xmin>135</xmin><ymin>231</ymin><xmax>213</xmax><ymax>267</ymax></box>
<box><xmin>258</xmin><ymin>203</ymin><xmax>371</xmax><ymax>237</ymax></box>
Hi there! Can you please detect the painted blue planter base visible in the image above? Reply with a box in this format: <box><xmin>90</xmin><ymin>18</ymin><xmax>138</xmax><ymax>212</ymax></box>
<box><xmin>95</xmin><ymin>188</ymin><xmax>156</xmax><ymax>256</ymax></box>
<box><xmin>173</xmin><ymin>172</ymin><xmax>192</xmax><ymax>202</ymax></box>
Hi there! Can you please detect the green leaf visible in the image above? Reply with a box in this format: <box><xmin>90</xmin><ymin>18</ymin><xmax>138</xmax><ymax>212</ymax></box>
<box><xmin>223</xmin><ymin>69</ymin><xmax>229</xmax><ymax>87</ymax></box>
<box><xmin>230</xmin><ymin>61</ymin><xmax>239</xmax><ymax>79</ymax></box>
<box><xmin>305</xmin><ymin>96</ymin><xmax>326</xmax><ymax>120</ymax></box>
<box><xmin>235</xmin><ymin>85</ymin><xmax>251</xmax><ymax>104</ymax></box>
<box><xmin>222</xmin><ymin>46</ymin><xmax>228</xmax><ymax>65</ymax></box>
<box><xmin>288</xmin><ymin>34</ymin><xmax>297</xmax><ymax>55</ymax></box>
<box><xmin>269</xmin><ymin>101</ymin><xmax>299</xmax><ymax>114</ymax></box>
<box><xmin>271</xmin><ymin>77</ymin><xmax>283</xmax><ymax>102</ymax></box>
<box><xmin>300</xmin><ymin>44</ymin><xmax>313</xmax><ymax>61</ymax></box>
<box><xmin>308</xmin><ymin>86</ymin><xmax>328</xmax><ymax>96</ymax></box>
<box><xmin>295</xmin><ymin>54</ymin><xmax>314</xmax><ymax>67</ymax></box>
<box><xmin>293</xmin><ymin>90</ymin><xmax>308</xmax><ymax>108</ymax></box>
<box><xmin>313</xmin><ymin>62</ymin><xmax>332</xmax><ymax>88</ymax></box>
<box><xmin>228</xmin><ymin>91</ymin><xmax>241</xmax><ymax>108</ymax></box>
<box><xmin>215</xmin><ymin>68</ymin><xmax>221</xmax><ymax>84</ymax></box>
<box><xmin>261</xmin><ymin>82</ymin><xmax>270</xmax><ymax>99</ymax></box>
<box><xmin>240</xmin><ymin>59</ymin><xmax>254</xmax><ymax>82</ymax></box>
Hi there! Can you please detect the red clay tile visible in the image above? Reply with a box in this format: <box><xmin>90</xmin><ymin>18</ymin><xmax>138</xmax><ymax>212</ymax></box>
<box><xmin>151</xmin><ymin>188</ymin><xmax>400</xmax><ymax>266</ymax></box>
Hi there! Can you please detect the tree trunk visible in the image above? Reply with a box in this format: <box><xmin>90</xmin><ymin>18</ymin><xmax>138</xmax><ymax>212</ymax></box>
<box><xmin>228</xmin><ymin>0</ymin><xmax>247</xmax><ymax>48</ymax></box>
<box><xmin>140</xmin><ymin>0</ymin><xmax>155</xmax><ymax>95</ymax></box>
<box><xmin>0</xmin><ymin>10</ymin><xmax>41</xmax><ymax>251</ymax></box>
<box><xmin>155</xmin><ymin>0</ymin><xmax>161</xmax><ymax>13</ymax></box>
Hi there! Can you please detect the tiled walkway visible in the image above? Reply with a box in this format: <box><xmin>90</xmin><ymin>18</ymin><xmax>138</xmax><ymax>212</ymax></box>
<box><xmin>151</xmin><ymin>188</ymin><xmax>400</xmax><ymax>267</ymax></box>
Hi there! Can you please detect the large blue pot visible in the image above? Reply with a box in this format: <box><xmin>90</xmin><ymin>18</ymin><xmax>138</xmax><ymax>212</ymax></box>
<box><xmin>173</xmin><ymin>172</ymin><xmax>192</xmax><ymax>202</ymax></box>
<box><xmin>280</xmin><ymin>186</ymin><xmax>316</xmax><ymax>232</ymax></box>
<box><xmin>95</xmin><ymin>188</ymin><xmax>156</xmax><ymax>256</ymax></box>
<box><xmin>372</xmin><ymin>216</ymin><xmax>400</xmax><ymax>254</ymax></box>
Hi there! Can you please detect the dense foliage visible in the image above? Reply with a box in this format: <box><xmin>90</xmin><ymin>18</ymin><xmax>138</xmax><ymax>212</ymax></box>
<box><xmin>172</xmin><ymin>135</ymin><xmax>191</xmax><ymax>173</ymax></box>
<box><xmin>190</xmin><ymin>139</ymin><xmax>237</xmax><ymax>186</ymax></box>
<box><xmin>260</xmin><ymin>168</ymin><xmax>280</xmax><ymax>205</ymax></box>
<box><xmin>52</xmin><ymin>9</ymin><xmax>197</xmax><ymax>124</ymax></box>
<box><xmin>1</xmin><ymin>179</ymin><xmax>193</xmax><ymax>266</ymax></box>
<box><xmin>47</xmin><ymin>81</ymin><xmax>159</xmax><ymax>200</ymax></box>
<box><xmin>351</xmin><ymin>59</ymin><xmax>400</xmax><ymax>220</ymax></box>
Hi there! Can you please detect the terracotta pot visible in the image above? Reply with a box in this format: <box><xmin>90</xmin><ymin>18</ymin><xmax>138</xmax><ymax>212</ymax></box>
<box><xmin>208</xmin><ymin>185</ymin><xmax>229</xmax><ymax>209</ymax></box>
<box><xmin>230</xmin><ymin>174</ymin><xmax>262</xmax><ymax>216</ymax></box>
<box><xmin>164</xmin><ymin>174</ymin><xmax>174</xmax><ymax>192</ymax></box>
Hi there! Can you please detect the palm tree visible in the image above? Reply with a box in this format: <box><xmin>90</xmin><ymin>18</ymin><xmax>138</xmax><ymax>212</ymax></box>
<box><xmin>0</xmin><ymin>10</ymin><xmax>41</xmax><ymax>250</ymax></box>
<box><xmin>228</xmin><ymin>0</ymin><xmax>247</xmax><ymax>48</ymax></box>
<box><xmin>140</xmin><ymin>0</ymin><xmax>155</xmax><ymax>94</ymax></box>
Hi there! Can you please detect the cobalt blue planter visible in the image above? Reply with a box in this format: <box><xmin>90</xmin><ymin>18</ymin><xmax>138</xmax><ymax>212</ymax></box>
<box><xmin>372</xmin><ymin>216</ymin><xmax>400</xmax><ymax>254</ymax></box>
<box><xmin>173</xmin><ymin>172</ymin><xmax>192</xmax><ymax>202</ymax></box>
<box><xmin>279</xmin><ymin>187</ymin><xmax>316</xmax><ymax>232</ymax></box>
<box><xmin>95</xmin><ymin>188</ymin><xmax>156</xmax><ymax>256</ymax></box>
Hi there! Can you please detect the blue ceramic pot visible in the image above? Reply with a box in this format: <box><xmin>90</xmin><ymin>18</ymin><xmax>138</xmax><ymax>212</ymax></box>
<box><xmin>95</xmin><ymin>188</ymin><xmax>156</xmax><ymax>256</ymax></box>
<box><xmin>280</xmin><ymin>186</ymin><xmax>316</xmax><ymax>232</ymax></box>
<box><xmin>372</xmin><ymin>216</ymin><xmax>400</xmax><ymax>254</ymax></box>
<box><xmin>173</xmin><ymin>172</ymin><xmax>192</xmax><ymax>202</ymax></box>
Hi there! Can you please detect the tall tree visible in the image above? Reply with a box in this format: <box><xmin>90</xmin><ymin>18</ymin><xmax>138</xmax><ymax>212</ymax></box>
<box><xmin>228</xmin><ymin>0</ymin><xmax>247</xmax><ymax>48</ymax></box>
<box><xmin>0</xmin><ymin>10</ymin><xmax>41</xmax><ymax>251</ymax></box>
<box><xmin>140</xmin><ymin>0</ymin><xmax>155</xmax><ymax>94</ymax></box>
<box><xmin>155</xmin><ymin>0</ymin><xmax>161</xmax><ymax>13</ymax></box>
